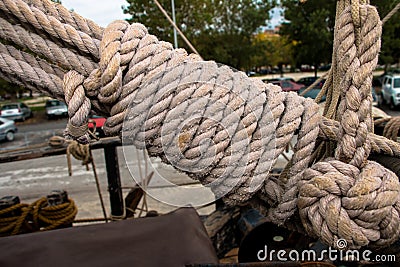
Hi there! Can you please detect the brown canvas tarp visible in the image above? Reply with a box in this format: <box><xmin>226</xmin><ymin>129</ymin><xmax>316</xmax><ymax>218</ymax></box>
<box><xmin>0</xmin><ymin>207</ymin><xmax>218</xmax><ymax>267</ymax></box>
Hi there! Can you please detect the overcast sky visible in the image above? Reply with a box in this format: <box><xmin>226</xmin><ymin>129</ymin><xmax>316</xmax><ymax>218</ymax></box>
<box><xmin>61</xmin><ymin>0</ymin><xmax>283</xmax><ymax>28</ymax></box>
<box><xmin>61</xmin><ymin>0</ymin><xmax>130</xmax><ymax>27</ymax></box>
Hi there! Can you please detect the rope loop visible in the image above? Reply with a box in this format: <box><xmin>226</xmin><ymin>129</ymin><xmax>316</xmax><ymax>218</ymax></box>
<box><xmin>375</xmin><ymin>117</ymin><xmax>400</xmax><ymax>142</ymax></box>
<box><xmin>3</xmin><ymin>0</ymin><xmax>400</xmax><ymax>251</ymax></box>
<box><xmin>63</xmin><ymin>70</ymin><xmax>91</xmax><ymax>144</ymax></box>
<box><xmin>334</xmin><ymin>4</ymin><xmax>381</xmax><ymax>168</ymax></box>
<box><xmin>62</xmin><ymin>21</ymin><xmax>160</xmax><ymax>141</ymax></box>
<box><xmin>66</xmin><ymin>140</ymin><xmax>92</xmax><ymax>176</ymax></box>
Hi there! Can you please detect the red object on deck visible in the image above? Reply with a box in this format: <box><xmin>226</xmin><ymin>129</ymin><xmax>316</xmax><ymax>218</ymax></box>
<box><xmin>88</xmin><ymin>115</ymin><xmax>106</xmax><ymax>130</ymax></box>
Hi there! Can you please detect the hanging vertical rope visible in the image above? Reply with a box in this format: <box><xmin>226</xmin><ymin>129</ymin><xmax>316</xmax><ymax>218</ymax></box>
<box><xmin>0</xmin><ymin>0</ymin><xmax>400</xmax><ymax>250</ymax></box>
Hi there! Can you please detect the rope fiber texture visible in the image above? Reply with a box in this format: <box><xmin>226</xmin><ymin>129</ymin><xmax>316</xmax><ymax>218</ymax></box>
<box><xmin>375</xmin><ymin>117</ymin><xmax>400</xmax><ymax>142</ymax></box>
<box><xmin>0</xmin><ymin>197</ymin><xmax>77</xmax><ymax>236</ymax></box>
<box><xmin>1</xmin><ymin>0</ymin><xmax>400</xmax><ymax>249</ymax></box>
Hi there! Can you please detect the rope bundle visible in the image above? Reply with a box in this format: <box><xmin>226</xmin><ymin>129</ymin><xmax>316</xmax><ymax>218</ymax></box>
<box><xmin>1</xmin><ymin>0</ymin><xmax>400</xmax><ymax>249</ymax></box>
<box><xmin>375</xmin><ymin>117</ymin><xmax>400</xmax><ymax>142</ymax></box>
<box><xmin>296</xmin><ymin>1</ymin><xmax>400</xmax><ymax>249</ymax></box>
<box><xmin>0</xmin><ymin>197</ymin><xmax>77</xmax><ymax>236</ymax></box>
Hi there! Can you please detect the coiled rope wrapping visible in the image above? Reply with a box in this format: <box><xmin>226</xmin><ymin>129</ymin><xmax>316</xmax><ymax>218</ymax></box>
<box><xmin>1</xmin><ymin>0</ymin><xmax>400</xmax><ymax>249</ymax></box>
<box><xmin>0</xmin><ymin>197</ymin><xmax>77</xmax><ymax>235</ymax></box>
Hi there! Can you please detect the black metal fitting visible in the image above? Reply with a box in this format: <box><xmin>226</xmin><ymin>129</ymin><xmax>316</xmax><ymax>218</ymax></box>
<box><xmin>46</xmin><ymin>190</ymin><xmax>68</xmax><ymax>206</ymax></box>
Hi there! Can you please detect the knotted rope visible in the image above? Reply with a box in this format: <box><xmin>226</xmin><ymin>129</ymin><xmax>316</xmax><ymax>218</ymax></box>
<box><xmin>1</xmin><ymin>0</ymin><xmax>400</xmax><ymax>249</ymax></box>
<box><xmin>297</xmin><ymin>1</ymin><xmax>400</xmax><ymax>249</ymax></box>
<box><xmin>66</xmin><ymin>140</ymin><xmax>92</xmax><ymax>176</ymax></box>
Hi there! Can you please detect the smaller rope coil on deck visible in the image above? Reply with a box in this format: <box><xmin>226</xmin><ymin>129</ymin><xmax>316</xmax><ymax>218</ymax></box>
<box><xmin>0</xmin><ymin>197</ymin><xmax>77</xmax><ymax>236</ymax></box>
<box><xmin>1</xmin><ymin>0</ymin><xmax>400</xmax><ymax>251</ymax></box>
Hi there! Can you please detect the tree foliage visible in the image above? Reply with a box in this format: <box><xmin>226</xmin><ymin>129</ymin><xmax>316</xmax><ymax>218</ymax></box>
<box><xmin>280</xmin><ymin>0</ymin><xmax>336</xmax><ymax>75</ymax></box>
<box><xmin>252</xmin><ymin>32</ymin><xmax>295</xmax><ymax>71</ymax></box>
<box><xmin>280</xmin><ymin>0</ymin><xmax>400</xmax><ymax>74</ymax></box>
<box><xmin>123</xmin><ymin>0</ymin><xmax>275</xmax><ymax>70</ymax></box>
<box><xmin>372</xmin><ymin>0</ymin><xmax>400</xmax><ymax>69</ymax></box>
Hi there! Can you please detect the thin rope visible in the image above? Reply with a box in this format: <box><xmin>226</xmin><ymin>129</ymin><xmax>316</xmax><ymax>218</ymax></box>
<box><xmin>382</xmin><ymin>2</ymin><xmax>400</xmax><ymax>24</ymax></box>
<box><xmin>89</xmin><ymin>149</ymin><xmax>108</xmax><ymax>223</ymax></box>
<box><xmin>153</xmin><ymin>0</ymin><xmax>202</xmax><ymax>58</ymax></box>
<box><xmin>1</xmin><ymin>0</ymin><xmax>400</xmax><ymax>250</ymax></box>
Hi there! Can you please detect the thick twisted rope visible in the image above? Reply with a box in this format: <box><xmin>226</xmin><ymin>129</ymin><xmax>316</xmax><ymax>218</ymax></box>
<box><xmin>22</xmin><ymin>0</ymin><xmax>103</xmax><ymax>40</ymax></box>
<box><xmin>375</xmin><ymin>117</ymin><xmax>400</xmax><ymax>142</ymax></box>
<box><xmin>297</xmin><ymin>1</ymin><xmax>400</xmax><ymax>249</ymax></box>
<box><xmin>321</xmin><ymin>117</ymin><xmax>400</xmax><ymax>156</ymax></box>
<box><xmin>63</xmin><ymin>71</ymin><xmax>91</xmax><ymax>144</ymax></box>
<box><xmin>0</xmin><ymin>0</ymin><xmax>100</xmax><ymax>59</ymax></box>
<box><xmin>1</xmin><ymin>0</ymin><xmax>400</xmax><ymax>250</ymax></box>
<box><xmin>0</xmin><ymin>43</ymin><xmax>64</xmax><ymax>99</ymax></box>
<box><xmin>334</xmin><ymin>1</ymin><xmax>377</xmax><ymax>168</ymax></box>
<box><xmin>0</xmin><ymin>17</ymin><xmax>97</xmax><ymax>76</ymax></box>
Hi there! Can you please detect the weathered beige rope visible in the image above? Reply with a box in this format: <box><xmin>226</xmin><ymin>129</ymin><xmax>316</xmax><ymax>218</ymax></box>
<box><xmin>382</xmin><ymin>2</ymin><xmax>400</xmax><ymax>24</ymax></box>
<box><xmin>22</xmin><ymin>0</ymin><xmax>104</xmax><ymax>40</ymax></box>
<box><xmin>0</xmin><ymin>43</ymin><xmax>64</xmax><ymax>99</ymax></box>
<box><xmin>298</xmin><ymin>1</ymin><xmax>400</xmax><ymax>249</ymax></box>
<box><xmin>321</xmin><ymin>117</ymin><xmax>400</xmax><ymax>156</ymax></box>
<box><xmin>0</xmin><ymin>0</ymin><xmax>100</xmax><ymax>59</ymax></box>
<box><xmin>0</xmin><ymin>17</ymin><xmax>97</xmax><ymax>76</ymax></box>
<box><xmin>1</xmin><ymin>0</ymin><xmax>400</xmax><ymax>250</ymax></box>
<box><xmin>375</xmin><ymin>117</ymin><xmax>400</xmax><ymax>142</ymax></box>
<box><xmin>63</xmin><ymin>71</ymin><xmax>91</xmax><ymax>144</ymax></box>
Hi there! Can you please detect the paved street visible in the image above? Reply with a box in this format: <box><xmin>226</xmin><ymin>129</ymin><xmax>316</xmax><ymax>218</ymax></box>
<box><xmin>0</xmin><ymin>115</ymin><xmax>215</xmax><ymax>219</ymax></box>
<box><xmin>0</xmin><ymin>145</ymin><xmax>215</xmax><ymax>219</ymax></box>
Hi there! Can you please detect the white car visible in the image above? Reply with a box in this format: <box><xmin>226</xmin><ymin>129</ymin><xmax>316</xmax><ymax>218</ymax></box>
<box><xmin>381</xmin><ymin>74</ymin><xmax>400</xmax><ymax>109</ymax></box>
<box><xmin>0</xmin><ymin>117</ymin><xmax>18</xmax><ymax>141</ymax></box>
<box><xmin>0</xmin><ymin>102</ymin><xmax>32</xmax><ymax>121</ymax></box>
<box><xmin>45</xmin><ymin>99</ymin><xmax>68</xmax><ymax>119</ymax></box>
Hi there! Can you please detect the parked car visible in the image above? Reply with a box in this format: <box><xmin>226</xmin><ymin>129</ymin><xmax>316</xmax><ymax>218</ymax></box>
<box><xmin>246</xmin><ymin>71</ymin><xmax>256</xmax><ymax>77</ymax></box>
<box><xmin>298</xmin><ymin>87</ymin><xmax>327</xmax><ymax>102</ymax></box>
<box><xmin>264</xmin><ymin>79</ymin><xmax>305</xmax><ymax>92</ymax></box>
<box><xmin>299</xmin><ymin>86</ymin><xmax>378</xmax><ymax>105</ymax></box>
<box><xmin>263</xmin><ymin>77</ymin><xmax>296</xmax><ymax>83</ymax></box>
<box><xmin>0</xmin><ymin>102</ymin><xmax>32</xmax><ymax>121</ymax></box>
<box><xmin>45</xmin><ymin>99</ymin><xmax>68</xmax><ymax>119</ymax></box>
<box><xmin>381</xmin><ymin>74</ymin><xmax>400</xmax><ymax>109</ymax></box>
<box><xmin>88</xmin><ymin>115</ymin><xmax>106</xmax><ymax>137</ymax></box>
<box><xmin>0</xmin><ymin>117</ymin><xmax>17</xmax><ymax>141</ymax></box>
<box><xmin>372</xmin><ymin>87</ymin><xmax>381</xmax><ymax>107</ymax></box>
<box><xmin>296</xmin><ymin>76</ymin><xmax>325</xmax><ymax>88</ymax></box>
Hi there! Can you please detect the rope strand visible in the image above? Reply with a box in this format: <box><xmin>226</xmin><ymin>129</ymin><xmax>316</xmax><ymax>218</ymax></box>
<box><xmin>1</xmin><ymin>0</ymin><xmax>400</xmax><ymax>250</ymax></box>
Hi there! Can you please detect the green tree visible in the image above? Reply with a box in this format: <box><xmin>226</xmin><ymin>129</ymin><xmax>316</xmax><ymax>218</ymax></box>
<box><xmin>280</xmin><ymin>0</ymin><xmax>336</xmax><ymax>76</ymax></box>
<box><xmin>252</xmin><ymin>31</ymin><xmax>295</xmax><ymax>71</ymax></box>
<box><xmin>123</xmin><ymin>0</ymin><xmax>275</xmax><ymax>70</ymax></box>
<box><xmin>280</xmin><ymin>0</ymin><xmax>400</xmax><ymax>75</ymax></box>
<box><xmin>372</xmin><ymin>0</ymin><xmax>400</xmax><ymax>71</ymax></box>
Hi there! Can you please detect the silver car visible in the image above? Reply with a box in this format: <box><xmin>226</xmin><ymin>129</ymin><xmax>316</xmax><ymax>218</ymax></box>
<box><xmin>0</xmin><ymin>117</ymin><xmax>18</xmax><ymax>141</ymax></box>
<box><xmin>382</xmin><ymin>74</ymin><xmax>400</xmax><ymax>109</ymax></box>
<box><xmin>45</xmin><ymin>99</ymin><xmax>68</xmax><ymax>119</ymax></box>
<box><xmin>0</xmin><ymin>102</ymin><xmax>32</xmax><ymax>121</ymax></box>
